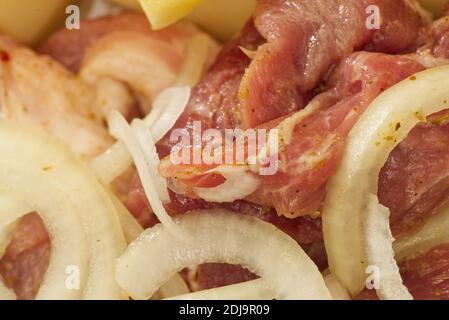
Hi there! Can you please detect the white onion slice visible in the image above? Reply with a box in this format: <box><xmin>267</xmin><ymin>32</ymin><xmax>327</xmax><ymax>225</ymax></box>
<box><xmin>364</xmin><ymin>195</ymin><xmax>412</xmax><ymax>300</ymax></box>
<box><xmin>0</xmin><ymin>192</ymin><xmax>34</xmax><ymax>257</ymax></box>
<box><xmin>0</xmin><ymin>192</ymin><xmax>34</xmax><ymax>224</ymax></box>
<box><xmin>108</xmin><ymin>191</ymin><xmax>192</xmax><ymax>300</ymax></box>
<box><xmin>158</xmin><ymin>273</ymin><xmax>190</xmax><ymax>298</ymax></box>
<box><xmin>323</xmin><ymin>273</ymin><xmax>351</xmax><ymax>300</ymax></box>
<box><xmin>132</xmin><ymin>119</ymin><xmax>170</xmax><ymax>203</ymax></box>
<box><xmin>90</xmin><ymin>86</ymin><xmax>190</xmax><ymax>184</ymax></box>
<box><xmin>142</xmin><ymin>86</ymin><xmax>191</xmax><ymax>142</ymax></box>
<box><xmin>168</xmin><ymin>274</ymin><xmax>351</xmax><ymax>301</ymax></box>
<box><xmin>395</xmin><ymin>205</ymin><xmax>449</xmax><ymax>262</ymax></box>
<box><xmin>0</xmin><ymin>120</ymin><xmax>126</xmax><ymax>299</ymax></box>
<box><xmin>89</xmin><ymin>139</ymin><xmax>133</xmax><ymax>185</ymax></box>
<box><xmin>194</xmin><ymin>166</ymin><xmax>261</xmax><ymax>203</ymax></box>
<box><xmin>0</xmin><ymin>221</ymin><xmax>17</xmax><ymax>258</ymax></box>
<box><xmin>166</xmin><ymin>279</ymin><xmax>275</xmax><ymax>300</ymax></box>
<box><xmin>108</xmin><ymin>192</ymin><xmax>143</xmax><ymax>244</ymax></box>
<box><xmin>108</xmin><ymin>112</ymin><xmax>190</xmax><ymax>241</ymax></box>
<box><xmin>0</xmin><ymin>125</ymin><xmax>88</xmax><ymax>299</ymax></box>
<box><xmin>116</xmin><ymin>209</ymin><xmax>331</xmax><ymax>300</ymax></box>
<box><xmin>323</xmin><ymin>65</ymin><xmax>449</xmax><ymax>297</ymax></box>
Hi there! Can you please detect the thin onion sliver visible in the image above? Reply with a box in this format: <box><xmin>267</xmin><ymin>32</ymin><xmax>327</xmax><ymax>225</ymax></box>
<box><xmin>108</xmin><ymin>112</ymin><xmax>190</xmax><ymax>242</ymax></box>
<box><xmin>364</xmin><ymin>195</ymin><xmax>412</xmax><ymax>300</ymax></box>
<box><xmin>166</xmin><ymin>278</ymin><xmax>275</xmax><ymax>300</ymax></box>
<box><xmin>90</xmin><ymin>86</ymin><xmax>190</xmax><ymax>184</ymax></box>
<box><xmin>108</xmin><ymin>191</ymin><xmax>143</xmax><ymax>244</ymax></box>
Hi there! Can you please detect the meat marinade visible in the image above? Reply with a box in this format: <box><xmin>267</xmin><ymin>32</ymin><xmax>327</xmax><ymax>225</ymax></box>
<box><xmin>3</xmin><ymin>0</ymin><xmax>449</xmax><ymax>299</ymax></box>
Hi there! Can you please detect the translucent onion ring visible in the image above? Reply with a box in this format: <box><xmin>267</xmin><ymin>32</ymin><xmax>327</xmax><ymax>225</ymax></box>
<box><xmin>166</xmin><ymin>279</ymin><xmax>275</xmax><ymax>300</ymax></box>
<box><xmin>90</xmin><ymin>86</ymin><xmax>190</xmax><ymax>184</ymax></box>
<box><xmin>166</xmin><ymin>273</ymin><xmax>349</xmax><ymax>300</ymax></box>
<box><xmin>116</xmin><ymin>209</ymin><xmax>331</xmax><ymax>300</ymax></box>
<box><xmin>323</xmin><ymin>65</ymin><xmax>449</xmax><ymax>297</ymax></box>
<box><xmin>0</xmin><ymin>120</ymin><xmax>126</xmax><ymax>299</ymax></box>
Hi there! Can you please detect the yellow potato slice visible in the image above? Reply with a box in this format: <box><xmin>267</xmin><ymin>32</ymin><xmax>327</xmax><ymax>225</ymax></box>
<box><xmin>0</xmin><ymin>0</ymin><xmax>76</xmax><ymax>46</ymax></box>
<box><xmin>138</xmin><ymin>0</ymin><xmax>202</xmax><ymax>29</ymax></box>
<box><xmin>135</xmin><ymin>0</ymin><xmax>255</xmax><ymax>41</ymax></box>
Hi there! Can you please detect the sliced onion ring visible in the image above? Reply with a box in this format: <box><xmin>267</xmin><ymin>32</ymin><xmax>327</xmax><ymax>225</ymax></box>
<box><xmin>116</xmin><ymin>209</ymin><xmax>331</xmax><ymax>300</ymax></box>
<box><xmin>141</xmin><ymin>86</ymin><xmax>191</xmax><ymax>143</ymax></box>
<box><xmin>90</xmin><ymin>86</ymin><xmax>190</xmax><ymax>184</ymax></box>
<box><xmin>166</xmin><ymin>278</ymin><xmax>275</xmax><ymax>300</ymax></box>
<box><xmin>0</xmin><ymin>120</ymin><xmax>126</xmax><ymax>299</ymax></box>
<box><xmin>157</xmin><ymin>273</ymin><xmax>190</xmax><ymax>298</ymax></box>
<box><xmin>323</xmin><ymin>65</ymin><xmax>449</xmax><ymax>298</ymax></box>
<box><xmin>108</xmin><ymin>191</ymin><xmax>143</xmax><ymax>244</ymax></box>
<box><xmin>164</xmin><ymin>273</ymin><xmax>350</xmax><ymax>301</ymax></box>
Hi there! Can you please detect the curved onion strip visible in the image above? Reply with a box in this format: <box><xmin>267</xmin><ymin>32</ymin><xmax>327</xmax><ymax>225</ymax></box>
<box><xmin>323</xmin><ymin>65</ymin><xmax>449</xmax><ymax>297</ymax></box>
<box><xmin>364</xmin><ymin>195</ymin><xmax>412</xmax><ymax>300</ymax></box>
<box><xmin>240</xmin><ymin>46</ymin><xmax>257</xmax><ymax>60</ymax></box>
<box><xmin>0</xmin><ymin>280</ymin><xmax>16</xmax><ymax>300</ymax></box>
<box><xmin>108</xmin><ymin>192</ymin><xmax>143</xmax><ymax>244</ymax></box>
<box><xmin>0</xmin><ymin>127</ymin><xmax>88</xmax><ymax>299</ymax></box>
<box><xmin>194</xmin><ymin>166</ymin><xmax>261</xmax><ymax>203</ymax></box>
<box><xmin>0</xmin><ymin>120</ymin><xmax>126</xmax><ymax>299</ymax></box>
<box><xmin>108</xmin><ymin>112</ymin><xmax>190</xmax><ymax>241</ymax></box>
<box><xmin>106</xmin><ymin>191</ymin><xmax>191</xmax><ymax>299</ymax></box>
<box><xmin>90</xmin><ymin>86</ymin><xmax>190</xmax><ymax>184</ymax></box>
<box><xmin>175</xmin><ymin>34</ymin><xmax>215</xmax><ymax>87</ymax></box>
<box><xmin>165</xmin><ymin>277</ymin><xmax>349</xmax><ymax>301</ymax></box>
<box><xmin>166</xmin><ymin>278</ymin><xmax>275</xmax><ymax>300</ymax></box>
<box><xmin>132</xmin><ymin>119</ymin><xmax>170</xmax><ymax>203</ymax></box>
<box><xmin>0</xmin><ymin>221</ymin><xmax>17</xmax><ymax>258</ymax></box>
<box><xmin>395</xmin><ymin>205</ymin><xmax>449</xmax><ymax>262</ymax></box>
<box><xmin>143</xmin><ymin>86</ymin><xmax>191</xmax><ymax>142</ymax></box>
<box><xmin>322</xmin><ymin>272</ymin><xmax>351</xmax><ymax>300</ymax></box>
<box><xmin>158</xmin><ymin>273</ymin><xmax>190</xmax><ymax>298</ymax></box>
<box><xmin>167</xmin><ymin>273</ymin><xmax>350</xmax><ymax>301</ymax></box>
<box><xmin>116</xmin><ymin>210</ymin><xmax>331</xmax><ymax>300</ymax></box>
<box><xmin>89</xmin><ymin>139</ymin><xmax>133</xmax><ymax>185</ymax></box>
<box><xmin>0</xmin><ymin>192</ymin><xmax>34</xmax><ymax>225</ymax></box>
